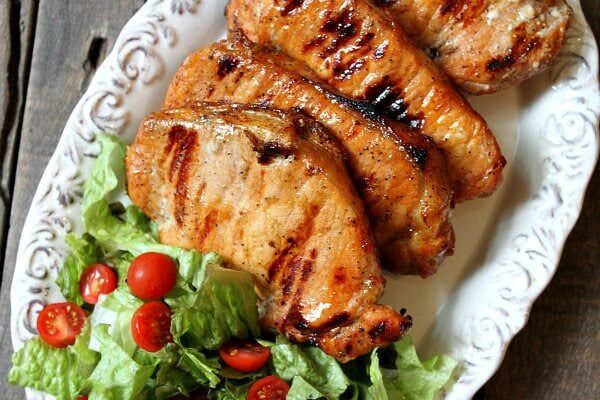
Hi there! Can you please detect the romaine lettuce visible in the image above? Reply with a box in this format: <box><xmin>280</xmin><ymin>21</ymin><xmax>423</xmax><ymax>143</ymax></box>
<box><xmin>95</xmin><ymin>286</ymin><xmax>144</xmax><ymax>356</ymax></box>
<box><xmin>169</xmin><ymin>266</ymin><xmax>260</xmax><ymax>351</ymax></box>
<box><xmin>270</xmin><ymin>335</ymin><xmax>351</xmax><ymax>400</ymax></box>
<box><xmin>86</xmin><ymin>325</ymin><xmax>157</xmax><ymax>400</ymax></box>
<box><xmin>9</xmin><ymin>321</ymin><xmax>98</xmax><ymax>400</ymax></box>
<box><xmin>210</xmin><ymin>381</ymin><xmax>252</xmax><ymax>400</ymax></box>
<box><xmin>365</xmin><ymin>350</ymin><xmax>388</xmax><ymax>400</ymax></box>
<box><xmin>382</xmin><ymin>337</ymin><xmax>457</xmax><ymax>400</ymax></box>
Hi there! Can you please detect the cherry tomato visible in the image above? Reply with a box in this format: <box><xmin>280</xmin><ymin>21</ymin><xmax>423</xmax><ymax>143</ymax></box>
<box><xmin>219</xmin><ymin>340</ymin><xmax>270</xmax><ymax>372</ymax></box>
<box><xmin>127</xmin><ymin>252</ymin><xmax>178</xmax><ymax>300</ymax></box>
<box><xmin>76</xmin><ymin>396</ymin><xmax>88</xmax><ymax>400</ymax></box>
<box><xmin>37</xmin><ymin>302</ymin><xmax>86</xmax><ymax>348</ymax></box>
<box><xmin>131</xmin><ymin>301</ymin><xmax>173</xmax><ymax>352</ymax></box>
<box><xmin>248</xmin><ymin>376</ymin><xmax>290</xmax><ymax>400</ymax></box>
<box><xmin>79</xmin><ymin>263</ymin><xmax>118</xmax><ymax>304</ymax></box>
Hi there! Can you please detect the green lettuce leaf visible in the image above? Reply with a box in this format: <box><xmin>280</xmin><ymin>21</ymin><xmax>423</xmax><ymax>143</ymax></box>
<box><xmin>9</xmin><ymin>321</ymin><xmax>98</xmax><ymax>400</ymax></box>
<box><xmin>177</xmin><ymin>347</ymin><xmax>220</xmax><ymax>388</ymax></box>
<box><xmin>153</xmin><ymin>343</ymin><xmax>220</xmax><ymax>399</ymax></box>
<box><xmin>364</xmin><ymin>349</ymin><xmax>388</xmax><ymax>400</ymax></box>
<box><xmin>87</xmin><ymin>325</ymin><xmax>157</xmax><ymax>400</ymax></box>
<box><xmin>170</xmin><ymin>266</ymin><xmax>260</xmax><ymax>351</ymax></box>
<box><xmin>123</xmin><ymin>205</ymin><xmax>157</xmax><ymax>238</ymax></box>
<box><xmin>56</xmin><ymin>233</ymin><xmax>103</xmax><ymax>305</ymax></box>
<box><xmin>95</xmin><ymin>286</ymin><xmax>144</xmax><ymax>356</ymax></box>
<box><xmin>383</xmin><ymin>337</ymin><xmax>457</xmax><ymax>400</ymax></box>
<box><xmin>109</xmin><ymin>252</ymin><xmax>134</xmax><ymax>284</ymax></box>
<box><xmin>270</xmin><ymin>336</ymin><xmax>350</xmax><ymax>400</ymax></box>
<box><xmin>287</xmin><ymin>375</ymin><xmax>328</xmax><ymax>400</ymax></box>
<box><xmin>210</xmin><ymin>381</ymin><xmax>252</xmax><ymax>400</ymax></box>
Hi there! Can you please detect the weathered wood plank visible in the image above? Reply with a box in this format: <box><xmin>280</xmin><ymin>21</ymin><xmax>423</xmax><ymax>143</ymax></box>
<box><xmin>0</xmin><ymin>1</ymin><xmax>144</xmax><ymax>398</ymax></box>
<box><xmin>581</xmin><ymin>0</ymin><xmax>600</xmax><ymax>38</ymax></box>
<box><xmin>0</xmin><ymin>0</ymin><xmax>38</xmax><ymax>284</ymax></box>
<box><xmin>0</xmin><ymin>2</ymin><xmax>38</xmax><ymax>398</ymax></box>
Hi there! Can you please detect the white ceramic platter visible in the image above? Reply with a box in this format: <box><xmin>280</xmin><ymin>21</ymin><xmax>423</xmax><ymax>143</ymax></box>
<box><xmin>10</xmin><ymin>0</ymin><xmax>600</xmax><ymax>399</ymax></box>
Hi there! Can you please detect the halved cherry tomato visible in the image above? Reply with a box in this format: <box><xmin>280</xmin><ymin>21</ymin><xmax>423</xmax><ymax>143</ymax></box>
<box><xmin>248</xmin><ymin>376</ymin><xmax>290</xmax><ymax>400</ymax></box>
<box><xmin>37</xmin><ymin>302</ymin><xmax>86</xmax><ymax>348</ymax></box>
<box><xmin>79</xmin><ymin>263</ymin><xmax>118</xmax><ymax>304</ymax></box>
<box><xmin>219</xmin><ymin>340</ymin><xmax>270</xmax><ymax>372</ymax></box>
<box><xmin>131</xmin><ymin>301</ymin><xmax>172</xmax><ymax>352</ymax></box>
<box><xmin>127</xmin><ymin>252</ymin><xmax>178</xmax><ymax>300</ymax></box>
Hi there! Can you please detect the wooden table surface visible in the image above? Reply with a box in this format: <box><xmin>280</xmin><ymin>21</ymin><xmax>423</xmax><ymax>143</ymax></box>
<box><xmin>0</xmin><ymin>1</ymin><xmax>598</xmax><ymax>399</ymax></box>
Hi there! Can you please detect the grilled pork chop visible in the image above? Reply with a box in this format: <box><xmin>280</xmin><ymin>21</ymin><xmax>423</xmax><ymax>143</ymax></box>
<box><xmin>226</xmin><ymin>0</ymin><xmax>506</xmax><ymax>202</ymax></box>
<box><xmin>126</xmin><ymin>104</ymin><xmax>411</xmax><ymax>362</ymax></box>
<box><xmin>164</xmin><ymin>39</ymin><xmax>454</xmax><ymax>277</ymax></box>
<box><xmin>374</xmin><ymin>0</ymin><xmax>572</xmax><ymax>94</ymax></box>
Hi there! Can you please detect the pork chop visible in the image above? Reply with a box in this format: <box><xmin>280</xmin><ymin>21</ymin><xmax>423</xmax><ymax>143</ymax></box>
<box><xmin>126</xmin><ymin>104</ymin><xmax>411</xmax><ymax>362</ymax></box>
<box><xmin>374</xmin><ymin>0</ymin><xmax>572</xmax><ymax>94</ymax></box>
<box><xmin>164</xmin><ymin>39</ymin><xmax>455</xmax><ymax>277</ymax></box>
<box><xmin>226</xmin><ymin>0</ymin><xmax>506</xmax><ymax>202</ymax></box>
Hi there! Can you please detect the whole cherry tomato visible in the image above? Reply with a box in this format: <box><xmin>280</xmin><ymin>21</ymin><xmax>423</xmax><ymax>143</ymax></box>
<box><xmin>127</xmin><ymin>252</ymin><xmax>177</xmax><ymax>300</ymax></box>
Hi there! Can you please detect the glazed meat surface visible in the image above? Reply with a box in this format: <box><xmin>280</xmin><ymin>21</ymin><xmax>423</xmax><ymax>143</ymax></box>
<box><xmin>375</xmin><ymin>0</ymin><xmax>572</xmax><ymax>94</ymax></box>
<box><xmin>164</xmin><ymin>40</ymin><xmax>455</xmax><ymax>277</ymax></box>
<box><xmin>227</xmin><ymin>0</ymin><xmax>506</xmax><ymax>202</ymax></box>
<box><xmin>126</xmin><ymin>104</ymin><xmax>411</xmax><ymax>362</ymax></box>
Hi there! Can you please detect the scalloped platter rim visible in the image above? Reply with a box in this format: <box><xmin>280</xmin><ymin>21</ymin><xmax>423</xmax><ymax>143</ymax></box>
<box><xmin>10</xmin><ymin>0</ymin><xmax>600</xmax><ymax>399</ymax></box>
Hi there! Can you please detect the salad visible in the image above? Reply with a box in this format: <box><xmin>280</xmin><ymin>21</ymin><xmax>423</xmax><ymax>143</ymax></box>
<box><xmin>9</xmin><ymin>134</ymin><xmax>457</xmax><ymax>400</ymax></box>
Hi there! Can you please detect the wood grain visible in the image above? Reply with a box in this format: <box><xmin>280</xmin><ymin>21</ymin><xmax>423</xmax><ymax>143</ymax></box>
<box><xmin>0</xmin><ymin>1</ymin><xmax>144</xmax><ymax>398</ymax></box>
<box><xmin>0</xmin><ymin>0</ymin><xmax>37</xmax><ymax>285</ymax></box>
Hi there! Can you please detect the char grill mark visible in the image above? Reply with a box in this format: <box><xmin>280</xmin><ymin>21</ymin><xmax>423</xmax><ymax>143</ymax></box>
<box><xmin>245</xmin><ymin>131</ymin><xmax>294</xmax><ymax>165</ymax></box>
<box><xmin>368</xmin><ymin>320</ymin><xmax>388</xmax><ymax>339</ymax></box>
<box><xmin>217</xmin><ymin>55</ymin><xmax>240</xmax><ymax>78</ymax></box>
<box><xmin>365</xmin><ymin>79</ymin><xmax>424</xmax><ymax>129</ymax></box>
<box><xmin>372</xmin><ymin>0</ymin><xmax>396</xmax><ymax>6</ymax></box>
<box><xmin>373</xmin><ymin>42</ymin><xmax>388</xmax><ymax>59</ymax></box>
<box><xmin>313</xmin><ymin>311</ymin><xmax>351</xmax><ymax>332</ymax></box>
<box><xmin>267</xmin><ymin>204</ymin><xmax>321</xmax><ymax>282</ymax></box>
<box><xmin>304</xmin><ymin>34</ymin><xmax>327</xmax><ymax>52</ymax></box>
<box><xmin>486</xmin><ymin>27</ymin><xmax>541</xmax><ymax>72</ymax></box>
<box><xmin>282</xmin><ymin>255</ymin><xmax>316</xmax><ymax>332</ymax></box>
<box><xmin>317</xmin><ymin>11</ymin><xmax>375</xmax><ymax>80</ymax></box>
<box><xmin>323</xmin><ymin>90</ymin><xmax>385</xmax><ymax>123</ymax></box>
<box><xmin>196</xmin><ymin>210</ymin><xmax>217</xmax><ymax>247</ymax></box>
<box><xmin>405</xmin><ymin>144</ymin><xmax>428</xmax><ymax>169</ymax></box>
<box><xmin>284</xmin><ymin>303</ymin><xmax>310</xmax><ymax>331</ymax></box>
<box><xmin>166</xmin><ymin>125</ymin><xmax>197</xmax><ymax>224</ymax></box>
<box><xmin>280</xmin><ymin>0</ymin><xmax>306</xmax><ymax>16</ymax></box>
<box><xmin>333</xmin><ymin>58</ymin><xmax>366</xmax><ymax>81</ymax></box>
<box><xmin>440</xmin><ymin>0</ymin><xmax>485</xmax><ymax>24</ymax></box>
<box><xmin>320</xmin><ymin>9</ymin><xmax>359</xmax><ymax>56</ymax></box>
